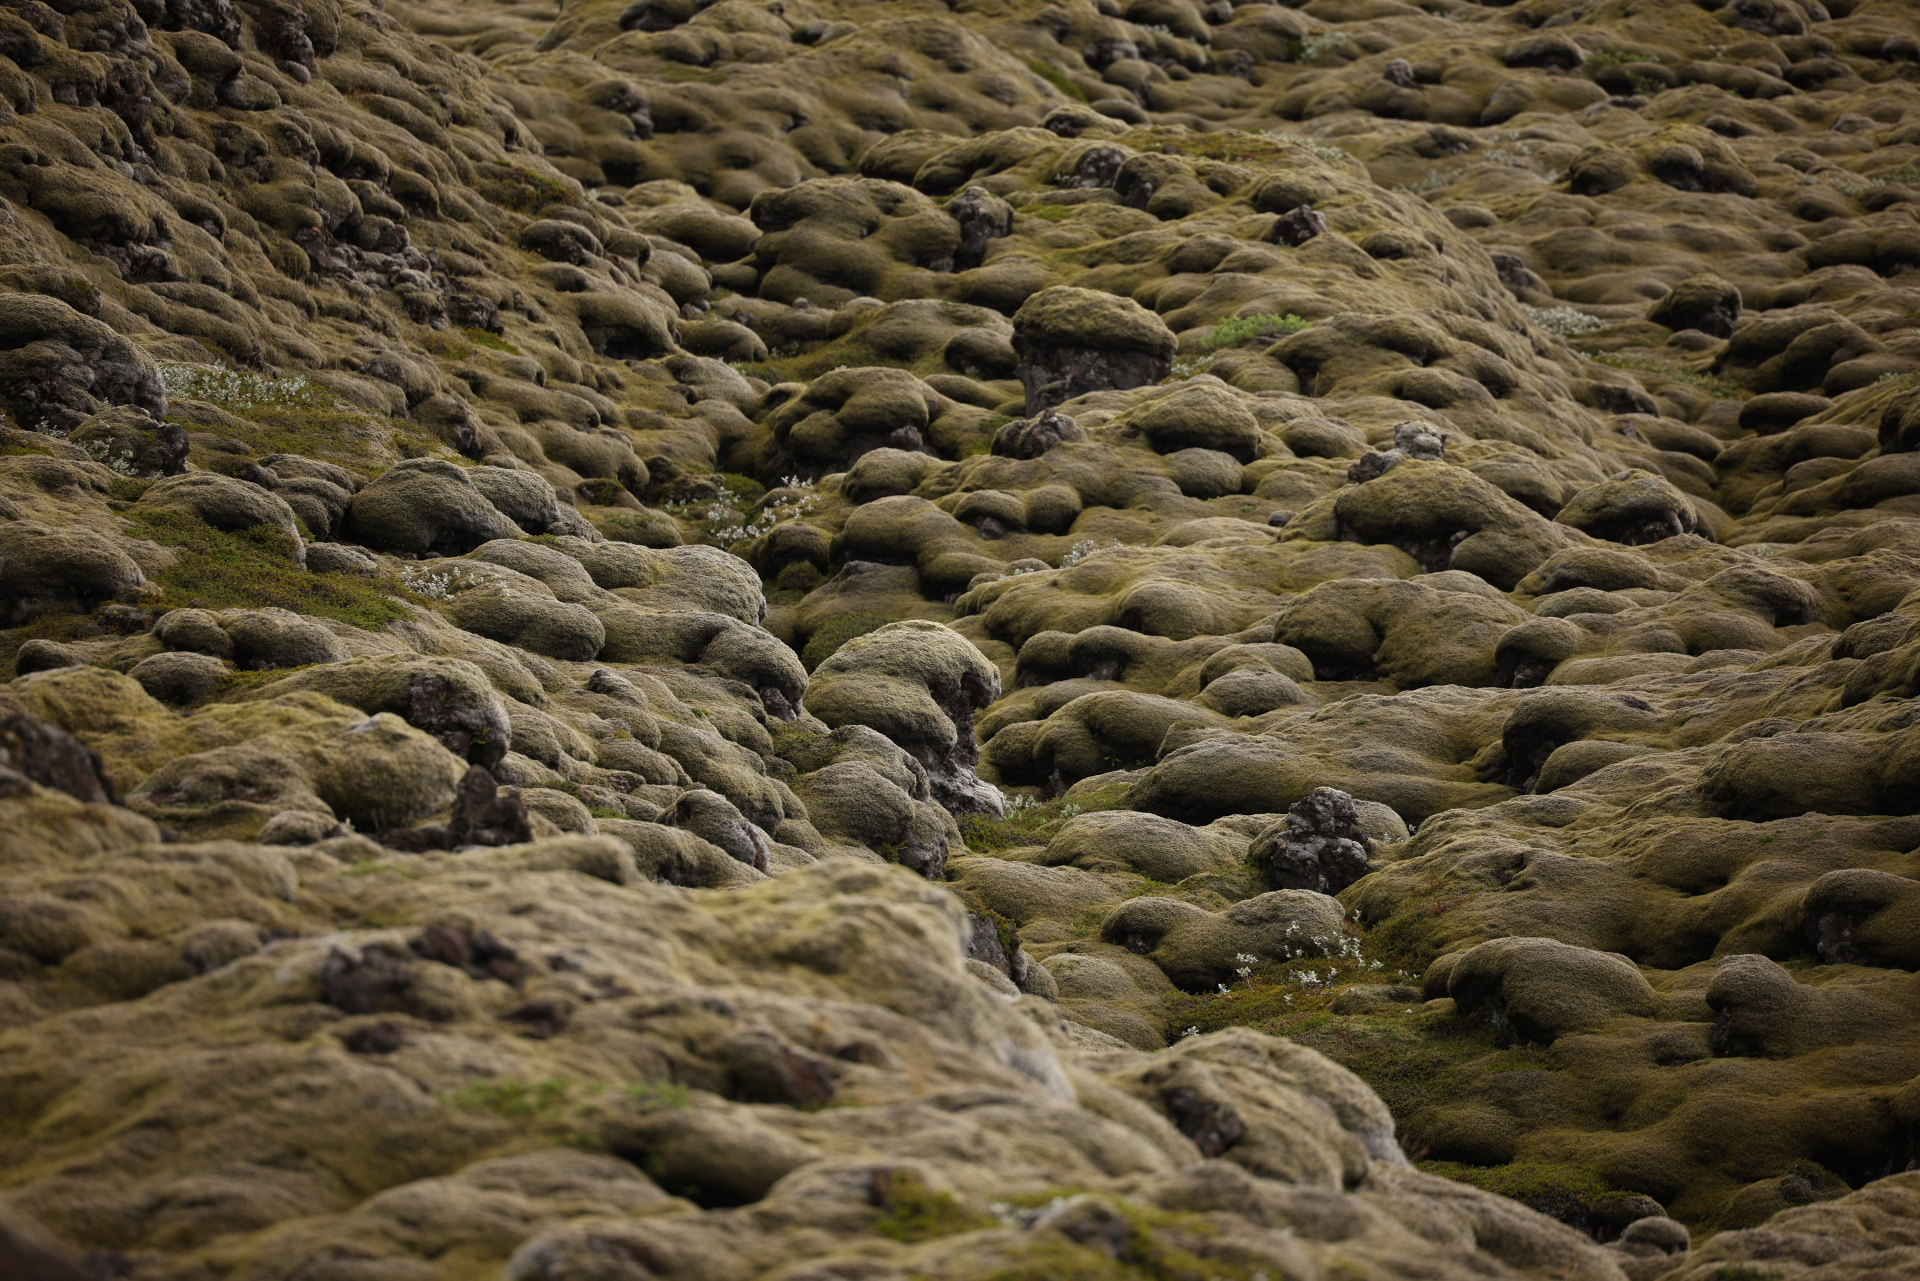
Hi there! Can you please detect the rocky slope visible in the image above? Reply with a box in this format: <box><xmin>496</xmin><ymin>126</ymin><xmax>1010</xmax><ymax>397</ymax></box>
<box><xmin>3</xmin><ymin>0</ymin><xmax>1920</xmax><ymax>1276</ymax></box>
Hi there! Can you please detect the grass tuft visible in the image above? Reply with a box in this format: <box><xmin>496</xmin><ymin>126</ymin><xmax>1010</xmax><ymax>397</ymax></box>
<box><xmin>1200</xmin><ymin>313</ymin><xmax>1311</xmax><ymax>350</ymax></box>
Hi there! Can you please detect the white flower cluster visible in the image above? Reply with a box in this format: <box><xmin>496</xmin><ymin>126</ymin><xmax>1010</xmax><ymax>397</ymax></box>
<box><xmin>1000</xmin><ymin>793</ymin><xmax>1042</xmax><ymax>819</ymax></box>
<box><xmin>707</xmin><ymin>476</ymin><xmax>820</xmax><ymax>547</ymax></box>
<box><xmin>80</xmin><ymin>441</ymin><xmax>140</xmax><ymax>476</ymax></box>
<box><xmin>1295</xmin><ymin>31</ymin><xmax>1350</xmax><ymax>63</ymax></box>
<box><xmin>1521</xmin><ymin>304</ymin><xmax>1605</xmax><ymax>338</ymax></box>
<box><xmin>160</xmin><ymin>364</ymin><xmax>322</xmax><ymax>411</ymax></box>
<box><xmin>1059</xmin><ymin>539</ymin><xmax>1117</xmax><ymax>569</ymax></box>
<box><xmin>402</xmin><ymin>566</ymin><xmax>458</xmax><ymax>601</ymax></box>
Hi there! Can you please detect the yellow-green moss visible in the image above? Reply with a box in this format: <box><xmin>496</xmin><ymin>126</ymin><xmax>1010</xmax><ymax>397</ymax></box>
<box><xmin>800</xmin><ymin>612</ymin><xmax>897</xmax><ymax>672</ymax></box>
<box><xmin>128</xmin><ymin>509</ymin><xmax>417</xmax><ymax>630</ymax></box>
<box><xmin>870</xmin><ymin>1171</ymin><xmax>995</xmax><ymax>1243</ymax></box>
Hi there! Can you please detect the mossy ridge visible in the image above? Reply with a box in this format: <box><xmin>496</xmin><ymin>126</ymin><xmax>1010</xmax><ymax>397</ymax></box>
<box><xmin>1419</xmin><ymin>1161</ymin><xmax>1659</xmax><ymax>1238</ymax></box>
<box><xmin>1582</xmin><ymin>352</ymin><xmax>1749</xmax><ymax>401</ymax></box>
<box><xmin>958</xmin><ymin>783</ymin><xmax>1132</xmax><ymax>855</ymax></box>
<box><xmin>736</xmin><ymin>311</ymin><xmax>891</xmax><ymax>384</ymax></box>
<box><xmin>127</xmin><ymin>509</ymin><xmax>418</xmax><ymax>631</ymax></box>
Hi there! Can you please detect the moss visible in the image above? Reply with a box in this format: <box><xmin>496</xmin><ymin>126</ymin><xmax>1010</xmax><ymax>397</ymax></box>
<box><xmin>343</xmin><ymin>858</ymin><xmax>419</xmax><ymax>879</ymax></box>
<box><xmin>1024</xmin><ymin>59</ymin><xmax>1089</xmax><ymax>102</ymax></box>
<box><xmin>443</xmin><ymin>1077</ymin><xmax>572</xmax><ymax>1118</ymax></box>
<box><xmin>721</xmin><ymin>473</ymin><xmax>766</xmax><ymax>504</ymax></box>
<box><xmin>493</xmin><ymin>166</ymin><xmax>578</xmax><ymax>212</ymax></box>
<box><xmin>1366</xmin><ymin>876</ymin><xmax>1474</xmax><ymax>971</ymax></box>
<box><xmin>418</xmin><ymin>331</ymin><xmax>474</xmax><ymax>360</ymax></box>
<box><xmin>621</xmin><ymin>1081</ymin><xmax>692</xmax><ymax>1110</ymax></box>
<box><xmin>209</xmin><ymin>666</ymin><xmax>310</xmax><ymax>701</ymax></box>
<box><xmin>772</xmin><ymin>561</ymin><xmax>824</xmax><ymax>595</ymax></box>
<box><xmin>1420</xmin><ymin>1160</ymin><xmax>1647</xmax><ymax>1232</ymax></box>
<box><xmin>127</xmin><ymin>508</ymin><xmax>417</xmax><ymax>630</ymax></box>
<box><xmin>982</xmin><ymin>1197</ymin><xmax>1262</xmax><ymax>1281</ymax></box>
<box><xmin>1584</xmin><ymin>352</ymin><xmax>1748</xmax><ymax>400</ymax></box>
<box><xmin>768</xmin><ymin>716</ymin><xmax>834</xmax><ymax>762</ymax></box>
<box><xmin>0</xmin><ymin>425</ymin><xmax>74</xmax><ymax>460</ymax></box>
<box><xmin>1120</xmin><ymin>126</ymin><xmax>1342</xmax><ymax>170</ymax></box>
<box><xmin>800</xmin><ymin>612</ymin><xmax>896</xmax><ymax>672</ymax></box>
<box><xmin>659</xmin><ymin>65</ymin><xmax>728</xmax><ymax>84</ymax></box>
<box><xmin>1161</xmin><ymin>912</ymin><xmax>1584</xmax><ymax>1167</ymax></box>
<box><xmin>870</xmin><ymin>1171</ymin><xmax>995</xmax><ymax>1243</ymax></box>
<box><xmin>162</xmin><ymin>368</ymin><xmax>430</xmax><ymax>467</ymax></box>
<box><xmin>737</xmin><ymin>312</ymin><xmax>888</xmax><ymax>383</ymax></box>
<box><xmin>1200</xmin><ymin>313</ymin><xmax>1311</xmax><ymax>350</ymax></box>
<box><xmin>461</xmin><ymin>326</ymin><xmax>520</xmax><ymax>354</ymax></box>
<box><xmin>1021</xmin><ymin>203</ymin><xmax>1077</xmax><ymax>222</ymax></box>
<box><xmin>958</xmin><ymin>784</ymin><xmax>1131</xmax><ymax>854</ymax></box>
<box><xmin>584</xmin><ymin>505</ymin><xmax>683</xmax><ymax>547</ymax></box>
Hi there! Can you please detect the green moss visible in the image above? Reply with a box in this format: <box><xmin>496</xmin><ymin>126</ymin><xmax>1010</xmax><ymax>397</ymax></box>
<box><xmin>493</xmin><ymin>166</ymin><xmax>578</xmax><ymax>212</ymax></box>
<box><xmin>1021</xmin><ymin>203</ymin><xmax>1077</xmax><ymax>222</ymax></box>
<box><xmin>343</xmin><ymin>858</ymin><xmax>419</xmax><ymax>880</ymax></box>
<box><xmin>982</xmin><ymin>1196</ymin><xmax>1262</xmax><ymax>1281</ymax></box>
<box><xmin>1421</xmin><ymin>1160</ymin><xmax>1645</xmax><ymax>1230</ymax></box>
<box><xmin>462</xmin><ymin>326</ymin><xmax>520</xmax><ymax>353</ymax></box>
<box><xmin>418</xmin><ymin>331</ymin><xmax>474</xmax><ymax>360</ymax></box>
<box><xmin>660</xmin><ymin>65</ymin><xmax>728</xmax><ymax>84</ymax></box>
<box><xmin>1159</xmin><ymin>905</ymin><xmax>1585</xmax><ymax>1168</ymax></box>
<box><xmin>800</xmin><ymin>612</ymin><xmax>896</xmax><ymax>672</ymax></box>
<box><xmin>1587</xmin><ymin>45</ymin><xmax>1662</xmax><ymax>70</ymax></box>
<box><xmin>1199</xmin><ymin>313</ymin><xmax>1311</xmax><ymax>350</ymax></box>
<box><xmin>1366</xmin><ymin>876</ymin><xmax>1473</xmax><ymax>971</ymax></box>
<box><xmin>721</xmin><ymin>473</ymin><xmax>766</xmax><ymax>504</ymax></box>
<box><xmin>417</xmin><ymin>324</ymin><xmax>515</xmax><ymax>362</ymax></box>
<box><xmin>736</xmin><ymin>313</ymin><xmax>894</xmax><ymax>383</ymax></box>
<box><xmin>768</xmin><ymin>716</ymin><xmax>833</xmax><ymax>760</ymax></box>
<box><xmin>1584</xmin><ymin>352</ymin><xmax>1747</xmax><ymax>400</ymax></box>
<box><xmin>958</xmin><ymin>784</ymin><xmax>1131</xmax><ymax>854</ymax></box>
<box><xmin>128</xmin><ymin>509</ymin><xmax>416</xmax><ymax>630</ymax></box>
<box><xmin>870</xmin><ymin>1171</ymin><xmax>995</xmax><ymax>1243</ymax></box>
<box><xmin>584</xmin><ymin>505</ymin><xmax>683</xmax><ymax>547</ymax></box>
<box><xmin>621</xmin><ymin>1081</ymin><xmax>692</xmax><ymax>1110</ymax></box>
<box><xmin>443</xmin><ymin>1077</ymin><xmax>572</xmax><ymax>1118</ymax></box>
<box><xmin>1121</xmin><ymin>126</ymin><xmax>1341</xmax><ymax>170</ymax></box>
<box><xmin>161</xmin><ymin>366</ymin><xmax>430</xmax><ymax>467</ymax></box>
<box><xmin>773</xmin><ymin>561</ymin><xmax>825</xmax><ymax>596</ymax></box>
<box><xmin>1025</xmin><ymin>59</ymin><xmax>1089</xmax><ymax>102</ymax></box>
